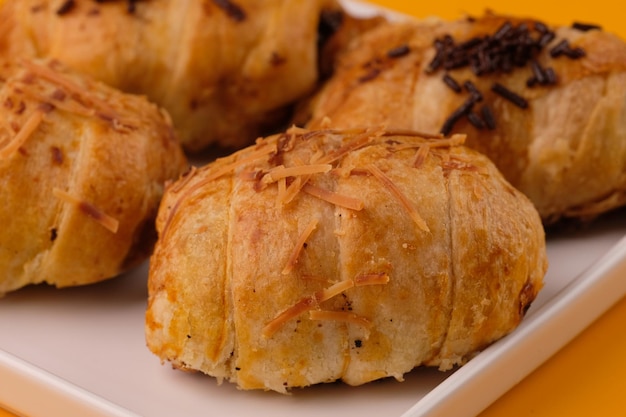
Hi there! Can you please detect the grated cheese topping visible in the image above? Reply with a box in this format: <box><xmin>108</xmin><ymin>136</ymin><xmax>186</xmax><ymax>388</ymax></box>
<box><xmin>366</xmin><ymin>164</ymin><xmax>430</xmax><ymax>232</ymax></box>
<box><xmin>309</xmin><ymin>310</ymin><xmax>372</xmax><ymax>330</ymax></box>
<box><xmin>167</xmin><ymin>166</ymin><xmax>198</xmax><ymax>194</ymax></box>
<box><xmin>262</xmin><ymin>273</ymin><xmax>390</xmax><ymax>338</ymax></box>
<box><xmin>412</xmin><ymin>144</ymin><xmax>430</xmax><ymax>168</ymax></box>
<box><xmin>162</xmin><ymin>127</ymin><xmax>470</xmax><ymax>340</ymax></box>
<box><xmin>276</xmin><ymin>176</ymin><xmax>288</xmax><ymax>205</ymax></box>
<box><xmin>262</xmin><ymin>296</ymin><xmax>317</xmax><ymax>339</ymax></box>
<box><xmin>15</xmin><ymin>82</ymin><xmax>95</xmax><ymax>118</ymax></box>
<box><xmin>0</xmin><ymin>108</ymin><xmax>44</xmax><ymax>159</ymax></box>
<box><xmin>282</xmin><ymin>218</ymin><xmax>319</xmax><ymax>275</ymax></box>
<box><xmin>277</xmin><ymin>175</ymin><xmax>305</xmax><ymax>205</ymax></box>
<box><xmin>302</xmin><ymin>183</ymin><xmax>364</xmax><ymax>211</ymax></box>
<box><xmin>53</xmin><ymin>188</ymin><xmax>119</xmax><ymax>233</ymax></box>
<box><xmin>354</xmin><ymin>272</ymin><xmax>390</xmax><ymax>286</ymax></box>
<box><xmin>204</xmin><ymin>142</ymin><xmax>278</xmax><ymax>183</ymax></box>
<box><xmin>317</xmin><ymin>126</ymin><xmax>386</xmax><ymax>165</ymax></box>
<box><xmin>20</xmin><ymin>60</ymin><xmax>137</xmax><ymax>129</ymax></box>
<box><xmin>161</xmin><ymin>142</ymin><xmax>277</xmax><ymax>236</ymax></box>
<box><xmin>315</xmin><ymin>278</ymin><xmax>356</xmax><ymax>302</ymax></box>
<box><xmin>261</xmin><ymin>163</ymin><xmax>332</xmax><ymax>185</ymax></box>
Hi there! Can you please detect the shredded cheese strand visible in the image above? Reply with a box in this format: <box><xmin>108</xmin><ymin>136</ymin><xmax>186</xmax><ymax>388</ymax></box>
<box><xmin>274</xmin><ymin>156</ymin><xmax>313</xmax><ymax>205</ymax></box>
<box><xmin>355</xmin><ymin>272</ymin><xmax>390</xmax><ymax>286</ymax></box>
<box><xmin>263</xmin><ymin>273</ymin><xmax>389</xmax><ymax>338</ymax></box>
<box><xmin>413</xmin><ymin>144</ymin><xmax>430</xmax><ymax>168</ymax></box>
<box><xmin>391</xmin><ymin>133</ymin><xmax>466</xmax><ymax>152</ymax></box>
<box><xmin>161</xmin><ymin>143</ymin><xmax>276</xmax><ymax>237</ymax></box>
<box><xmin>14</xmin><ymin>82</ymin><xmax>96</xmax><ymax>118</ymax></box>
<box><xmin>285</xmin><ymin>124</ymin><xmax>310</xmax><ymax>135</ymax></box>
<box><xmin>278</xmin><ymin>175</ymin><xmax>307</xmax><ymax>205</ymax></box>
<box><xmin>276</xmin><ymin>176</ymin><xmax>287</xmax><ymax>205</ymax></box>
<box><xmin>367</xmin><ymin>164</ymin><xmax>430</xmax><ymax>232</ymax></box>
<box><xmin>317</xmin><ymin>126</ymin><xmax>386</xmax><ymax>165</ymax></box>
<box><xmin>262</xmin><ymin>163</ymin><xmax>332</xmax><ymax>184</ymax></box>
<box><xmin>300</xmin><ymin>274</ymin><xmax>331</xmax><ymax>283</ymax></box>
<box><xmin>0</xmin><ymin>109</ymin><xmax>44</xmax><ymax>158</ymax></box>
<box><xmin>206</xmin><ymin>143</ymin><xmax>277</xmax><ymax>182</ymax></box>
<box><xmin>262</xmin><ymin>296</ymin><xmax>317</xmax><ymax>338</ymax></box>
<box><xmin>53</xmin><ymin>188</ymin><xmax>119</xmax><ymax>233</ymax></box>
<box><xmin>282</xmin><ymin>219</ymin><xmax>319</xmax><ymax>275</ymax></box>
<box><xmin>309</xmin><ymin>310</ymin><xmax>372</xmax><ymax>329</ymax></box>
<box><xmin>315</xmin><ymin>279</ymin><xmax>355</xmax><ymax>302</ymax></box>
<box><xmin>302</xmin><ymin>183</ymin><xmax>364</xmax><ymax>211</ymax></box>
<box><xmin>20</xmin><ymin>60</ymin><xmax>136</xmax><ymax>128</ymax></box>
<box><xmin>382</xmin><ymin>128</ymin><xmax>444</xmax><ymax>139</ymax></box>
<box><xmin>167</xmin><ymin>166</ymin><xmax>198</xmax><ymax>194</ymax></box>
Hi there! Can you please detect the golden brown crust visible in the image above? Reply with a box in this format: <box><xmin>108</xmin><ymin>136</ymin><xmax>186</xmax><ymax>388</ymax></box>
<box><xmin>301</xmin><ymin>13</ymin><xmax>626</xmax><ymax>223</ymax></box>
<box><xmin>0</xmin><ymin>59</ymin><xmax>187</xmax><ymax>294</ymax></box>
<box><xmin>145</xmin><ymin>126</ymin><xmax>546</xmax><ymax>392</ymax></box>
<box><xmin>0</xmin><ymin>0</ymin><xmax>341</xmax><ymax>151</ymax></box>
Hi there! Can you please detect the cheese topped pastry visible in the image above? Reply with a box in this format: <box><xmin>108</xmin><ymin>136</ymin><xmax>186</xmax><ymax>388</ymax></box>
<box><xmin>146</xmin><ymin>126</ymin><xmax>546</xmax><ymax>392</ymax></box>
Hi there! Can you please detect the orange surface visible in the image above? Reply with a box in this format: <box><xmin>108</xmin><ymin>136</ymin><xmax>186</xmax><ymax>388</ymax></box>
<box><xmin>480</xmin><ymin>295</ymin><xmax>626</xmax><ymax>416</ymax></box>
<box><xmin>1</xmin><ymin>1</ymin><xmax>625</xmax><ymax>417</ymax></box>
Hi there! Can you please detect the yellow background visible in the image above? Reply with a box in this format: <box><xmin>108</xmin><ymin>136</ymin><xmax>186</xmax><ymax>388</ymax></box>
<box><xmin>1</xmin><ymin>1</ymin><xmax>625</xmax><ymax>416</ymax></box>
<box><xmin>369</xmin><ymin>0</ymin><xmax>624</xmax><ymax>38</ymax></box>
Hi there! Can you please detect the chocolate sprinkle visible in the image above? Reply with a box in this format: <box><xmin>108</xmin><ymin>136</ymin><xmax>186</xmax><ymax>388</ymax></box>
<box><xmin>358</xmin><ymin>68</ymin><xmax>381</xmax><ymax>83</ymax></box>
<box><xmin>56</xmin><ymin>0</ymin><xmax>76</xmax><ymax>15</ymax></box>
<box><xmin>491</xmin><ymin>82</ymin><xmax>528</xmax><ymax>108</ymax></box>
<box><xmin>441</xmin><ymin>95</ymin><xmax>479</xmax><ymax>135</ymax></box>
<box><xmin>549</xmin><ymin>40</ymin><xmax>569</xmax><ymax>57</ymax></box>
<box><xmin>426</xmin><ymin>20</ymin><xmax>557</xmax><ymax>77</ymax></box>
<box><xmin>127</xmin><ymin>0</ymin><xmax>137</xmax><ymax>13</ymax></box>
<box><xmin>548</xmin><ymin>39</ymin><xmax>586</xmax><ymax>59</ymax></box>
<box><xmin>443</xmin><ymin>74</ymin><xmax>462</xmax><ymax>93</ymax></box>
<box><xmin>544</xmin><ymin>67</ymin><xmax>557</xmax><ymax>84</ymax></box>
<box><xmin>428</xmin><ymin>18</ymin><xmax>592</xmax><ymax>135</ymax></box>
<box><xmin>387</xmin><ymin>44</ymin><xmax>411</xmax><ymax>58</ymax></box>
<box><xmin>530</xmin><ymin>59</ymin><xmax>547</xmax><ymax>84</ymax></box>
<box><xmin>50</xmin><ymin>228</ymin><xmax>58</xmax><ymax>242</ymax></box>
<box><xmin>463</xmin><ymin>80</ymin><xmax>483</xmax><ymax>101</ymax></box>
<box><xmin>467</xmin><ymin>111</ymin><xmax>485</xmax><ymax>129</ymax></box>
<box><xmin>51</xmin><ymin>146</ymin><xmax>64</xmax><ymax>165</ymax></box>
<box><xmin>534</xmin><ymin>21</ymin><xmax>549</xmax><ymax>34</ymax></box>
<box><xmin>572</xmin><ymin>22</ymin><xmax>602</xmax><ymax>32</ymax></box>
<box><xmin>538</xmin><ymin>31</ymin><xmax>556</xmax><ymax>48</ymax></box>
<box><xmin>212</xmin><ymin>0</ymin><xmax>246</xmax><ymax>22</ymax></box>
<box><xmin>481</xmin><ymin>105</ymin><xmax>496</xmax><ymax>130</ymax></box>
<box><xmin>493</xmin><ymin>21</ymin><xmax>513</xmax><ymax>40</ymax></box>
<box><xmin>564</xmin><ymin>46</ymin><xmax>586</xmax><ymax>59</ymax></box>
<box><xmin>61</xmin><ymin>0</ymin><xmax>145</xmax><ymax>15</ymax></box>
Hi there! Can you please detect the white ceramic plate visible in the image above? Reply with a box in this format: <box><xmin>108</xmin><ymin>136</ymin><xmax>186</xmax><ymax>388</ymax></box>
<box><xmin>3</xmin><ymin>2</ymin><xmax>626</xmax><ymax>417</ymax></box>
<box><xmin>2</xmin><ymin>208</ymin><xmax>626</xmax><ymax>417</ymax></box>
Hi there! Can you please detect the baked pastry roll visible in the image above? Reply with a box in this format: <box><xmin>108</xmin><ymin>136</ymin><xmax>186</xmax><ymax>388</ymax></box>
<box><xmin>301</xmin><ymin>13</ymin><xmax>626</xmax><ymax>224</ymax></box>
<box><xmin>0</xmin><ymin>59</ymin><xmax>187</xmax><ymax>295</ymax></box>
<box><xmin>0</xmin><ymin>0</ymin><xmax>340</xmax><ymax>151</ymax></box>
<box><xmin>146</xmin><ymin>126</ymin><xmax>546</xmax><ymax>392</ymax></box>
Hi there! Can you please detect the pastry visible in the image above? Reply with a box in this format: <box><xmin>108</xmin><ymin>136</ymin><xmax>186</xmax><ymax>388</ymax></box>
<box><xmin>0</xmin><ymin>0</ymin><xmax>342</xmax><ymax>151</ymax></box>
<box><xmin>145</xmin><ymin>126</ymin><xmax>547</xmax><ymax>392</ymax></box>
<box><xmin>300</xmin><ymin>13</ymin><xmax>626</xmax><ymax>223</ymax></box>
<box><xmin>0</xmin><ymin>59</ymin><xmax>187</xmax><ymax>294</ymax></box>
